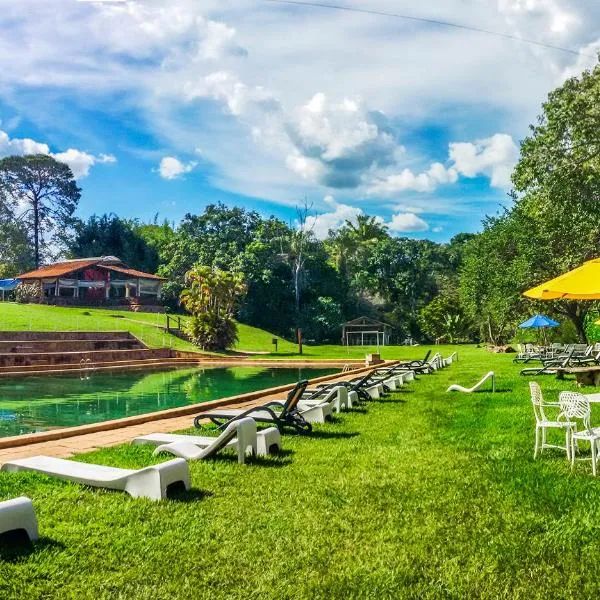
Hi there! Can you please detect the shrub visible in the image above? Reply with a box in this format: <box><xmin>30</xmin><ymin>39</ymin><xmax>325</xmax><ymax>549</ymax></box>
<box><xmin>185</xmin><ymin>312</ymin><xmax>238</xmax><ymax>351</ymax></box>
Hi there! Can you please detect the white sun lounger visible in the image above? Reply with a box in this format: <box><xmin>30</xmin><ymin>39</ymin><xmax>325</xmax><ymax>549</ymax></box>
<box><xmin>446</xmin><ymin>371</ymin><xmax>495</xmax><ymax>393</ymax></box>
<box><xmin>0</xmin><ymin>497</ymin><xmax>38</xmax><ymax>542</ymax></box>
<box><xmin>300</xmin><ymin>386</ymin><xmax>349</xmax><ymax>413</ymax></box>
<box><xmin>134</xmin><ymin>417</ymin><xmax>258</xmax><ymax>463</ymax></box>
<box><xmin>443</xmin><ymin>352</ymin><xmax>458</xmax><ymax>366</ymax></box>
<box><xmin>1</xmin><ymin>457</ymin><xmax>190</xmax><ymax>501</ymax></box>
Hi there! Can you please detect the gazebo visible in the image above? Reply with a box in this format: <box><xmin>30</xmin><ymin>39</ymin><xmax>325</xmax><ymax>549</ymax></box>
<box><xmin>16</xmin><ymin>256</ymin><xmax>165</xmax><ymax>307</ymax></box>
<box><xmin>341</xmin><ymin>316</ymin><xmax>393</xmax><ymax>346</ymax></box>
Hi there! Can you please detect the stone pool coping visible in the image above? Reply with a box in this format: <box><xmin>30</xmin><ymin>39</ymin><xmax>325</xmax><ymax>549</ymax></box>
<box><xmin>0</xmin><ymin>362</ymin><xmax>391</xmax><ymax>452</ymax></box>
<box><xmin>0</xmin><ymin>357</ymin><xmax>365</xmax><ymax>377</ymax></box>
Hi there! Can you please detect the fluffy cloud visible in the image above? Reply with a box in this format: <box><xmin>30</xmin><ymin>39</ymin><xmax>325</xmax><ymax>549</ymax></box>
<box><xmin>368</xmin><ymin>163</ymin><xmax>458</xmax><ymax>196</ymax></box>
<box><xmin>304</xmin><ymin>195</ymin><xmax>362</xmax><ymax>240</ymax></box>
<box><xmin>0</xmin><ymin>129</ymin><xmax>116</xmax><ymax>179</ymax></box>
<box><xmin>367</xmin><ymin>134</ymin><xmax>517</xmax><ymax>196</ymax></box>
<box><xmin>184</xmin><ymin>71</ymin><xmax>280</xmax><ymax>116</ymax></box>
<box><xmin>158</xmin><ymin>156</ymin><xmax>196</xmax><ymax>179</ymax></box>
<box><xmin>284</xmin><ymin>93</ymin><xmax>399</xmax><ymax>189</ymax></box>
<box><xmin>52</xmin><ymin>149</ymin><xmax>116</xmax><ymax>179</ymax></box>
<box><xmin>387</xmin><ymin>212</ymin><xmax>430</xmax><ymax>233</ymax></box>
<box><xmin>1</xmin><ymin>0</ymin><xmax>599</xmax><ymax>212</ymax></box>
<box><xmin>449</xmin><ymin>134</ymin><xmax>519</xmax><ymax>188</ymax></box>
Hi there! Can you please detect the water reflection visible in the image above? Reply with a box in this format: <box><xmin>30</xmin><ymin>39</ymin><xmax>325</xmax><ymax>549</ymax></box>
<box><xmin>0</xmin><ymin>366</ymin><xmax>336</xmax><ymax>437</ymax></box>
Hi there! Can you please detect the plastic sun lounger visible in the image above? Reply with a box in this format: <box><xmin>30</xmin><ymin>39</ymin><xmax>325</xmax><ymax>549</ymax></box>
<box><xmin>520</xmin><ymin>349</ymin><xmax>575</xmax><ymax>376</ymax></box>
<box><xmin>1</xmin><ymin>457</ymin><xmax>190</xmax><ymax>501</ymax></box>
<box><xmin>134</xmin><ymin>417</ymin><xmax>258</xmax><ymax>464</ymax></box>
<box><xmin>300</xmin><ymin>385</ymin><xmax>350</xmax><ymax>413</ymax></box>
<box><xmin>446</xmin><ymin>371</ymin><xmax>495</xmax><ymax>393</ymax></box>
<box><xmin>0</xmin><ymin>497</ymin><xmax>38</xmax><ymax>542</ymax></box>
<box><xmin>198</xmin><ymin>380</ymin><xmax>314</xmax><ymax>434</ymax></box>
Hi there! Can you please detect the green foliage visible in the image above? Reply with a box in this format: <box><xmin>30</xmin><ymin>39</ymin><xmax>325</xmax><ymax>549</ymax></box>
<box><xmin>68</xmin><ymin>214</ymin><xmax>161</xmax><ymax>273</ymax></box>
<box><xmin>180</xmin><ymin>266</ymin><xmax>246</xmax><ymax>351</ymax></box>
<box><xmin>459</xmin><ymin>60</ymin><xmax>600</xmax><ymax>343</ymax></box>
<box><xmin>419</xmin><ymin>291</ymin><xmax>474</xmax><ymax>343</ymax></box>
<box><xmin>184</xmin><ymin>312</ymin><xmax>238</xmax><ymax>351</ymax></box>
<box><xmin>0</xmin><ymin>154</ymin><xmax>80</xmax><ymax>267</ymax></box>
<box><xmin>299</xmin><ymin>296</ymin><xmax>344</xmax><ymax>343</ymax></box>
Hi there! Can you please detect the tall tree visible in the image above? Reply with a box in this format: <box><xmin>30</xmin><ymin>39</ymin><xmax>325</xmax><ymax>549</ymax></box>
<box><xmin>0</xmin><ymin>154</ymin><xmax>81</xmax><ymax>267</ymax></box>
<box><xmin>68</xmin><ymin>214</ymin><xmax>160</xmax><ymax>273</ymax></box>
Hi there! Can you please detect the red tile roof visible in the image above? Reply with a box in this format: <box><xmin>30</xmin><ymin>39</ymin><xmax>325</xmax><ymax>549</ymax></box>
<box><xmin>18</xmin><ymin>259</ymin><xmax>100</xmax><ymax>280</ymax></box>
<box><xmin>103</xmin><ymin>265</ymin><xmax>166</xmax><ymax>281</ymax></box>
<box><xmin>18</xmin><ymin>259</ymin><xmax>165</xmax><ymax>281</ymax></box>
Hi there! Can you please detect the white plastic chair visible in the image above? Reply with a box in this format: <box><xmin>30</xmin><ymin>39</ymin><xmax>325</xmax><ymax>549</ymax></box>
<box><xmin>531</xmin><ymin>382</ymin><xmax>574</xmax><ymax>460</ymax></box>
<box><xmin>559</xmin><ymin>391</ymin><xmax>600</xmax><ymax>476</ymax></box>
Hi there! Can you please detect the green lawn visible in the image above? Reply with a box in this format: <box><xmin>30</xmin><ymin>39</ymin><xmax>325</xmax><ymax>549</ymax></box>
<box><xmin>0</xmin><ymin>302</ymin><xmax>453</xmax><ymax>360</ymax></box>
<box><xmin>2</xmin><ymin>347</ymin><xmax>600</xmax><ymax>599</ymax></box>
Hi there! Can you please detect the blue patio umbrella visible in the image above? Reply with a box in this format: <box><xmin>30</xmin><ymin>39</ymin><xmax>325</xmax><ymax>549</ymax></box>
<box><xmin>518</xmin><ymin>314</ymin><xmax>559</xmax><ymax>329</ymax></box>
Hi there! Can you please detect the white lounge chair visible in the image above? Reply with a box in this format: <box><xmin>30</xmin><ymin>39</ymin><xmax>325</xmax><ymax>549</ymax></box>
<box><xmin>0</xmin><ymin>497</ymin><xmax>38</xmax><ymax>542</ymax></box>
<box><xmin>443</xmin><ymin>352</ymin><xmax>458</xmax><ymax>366</ymax></box>
<box><xmin>300</xmin><ymin>386</ymin><xmax>349</xmax><ymax>413</ymax></box>
<box><xmin>446</xmin><ymin>371</ymin><xmax>495</xmax><ymax>393</ymax></box>
<box><xmin>134</xmin><ymin>417</ymin><xmax>259</xmax><ymax>463</ymax></box>
<box><xmin>1</xmin><ymin>457</ymin><xmax>190</xmax><ymax>501</ymax></box>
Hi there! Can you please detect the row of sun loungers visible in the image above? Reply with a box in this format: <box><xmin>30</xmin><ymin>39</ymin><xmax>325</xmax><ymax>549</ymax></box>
<box><xmin>0</xmin><ymin>351</ymin><xmax>456</xmax><ymax>541</ymax></box>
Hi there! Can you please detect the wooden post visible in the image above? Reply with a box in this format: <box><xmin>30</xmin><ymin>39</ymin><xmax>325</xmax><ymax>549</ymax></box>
<box><xmin>297</xmin><ymin>328</ymin><xmax>303</xmax><ymax>355</ymax></box>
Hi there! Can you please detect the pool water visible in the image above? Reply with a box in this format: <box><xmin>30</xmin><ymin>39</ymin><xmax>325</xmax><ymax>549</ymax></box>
<box><xmin>0</xmin><ymin>366</ymin><xmax>337</xmax><ymax>437</ymax></box>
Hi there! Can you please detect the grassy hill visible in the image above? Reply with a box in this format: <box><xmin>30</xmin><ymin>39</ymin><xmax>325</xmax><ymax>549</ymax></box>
<box><xmin>0</xmin><ymin>302</ymin><xmax>452</xmax><ymax>360</ymax></box>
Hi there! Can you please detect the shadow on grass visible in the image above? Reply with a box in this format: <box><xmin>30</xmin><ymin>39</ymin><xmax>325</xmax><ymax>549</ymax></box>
<box><xmin>0</xmin><ymin>534</ymin><xmax>64</xmax><ymax>562</ymax></box>
<box><xmin>346</xmin><ymin>407</ymin><xmax>369</xmax><ymax>414</ymax></box>
<box><xmin>168</xmin><ymin>485</ymin><xmax>213</xmax><ymax>503</ymax></box>
<box><xmin>308</xmin><ymin>430</ymin><xmax>360</xmax><ymax>440</ymax></box>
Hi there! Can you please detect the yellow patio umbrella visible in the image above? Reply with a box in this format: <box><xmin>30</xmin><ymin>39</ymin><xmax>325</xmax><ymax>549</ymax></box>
<box><xmin>523</xmin><ymin>258</ymin><xmax>600</xmax><ymax>300</ymax></box>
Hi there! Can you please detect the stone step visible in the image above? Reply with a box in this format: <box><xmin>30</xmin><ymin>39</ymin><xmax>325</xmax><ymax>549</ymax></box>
<box><xmin>0</xmin><ymin>339</ymin><xmax>144</xmax><ymax>353</ymax></box>
<box><xmin>0</xmin><ymin>347</ymin><xmax>173</xmax><ymax>368</ymax></box>
<box><xmin>0</xmin><ymin>331</ymin><xmax>134</xmax><ymax>342</ymax></box>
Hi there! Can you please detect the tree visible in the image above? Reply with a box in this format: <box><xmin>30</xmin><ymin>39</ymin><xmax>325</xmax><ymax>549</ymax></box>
<box><xmin>68</xmin><ymin>214</ymin><xmax>160</xmax><ymax>273</ymax></box>
<box><xmin>180</xmin><ymin>266</ymin><xmax>247</xmax><ymax>351</ymax></box>
<box><xmin>508</xmin><ymin>60</ymin><xmax>600</xmax><ymax>340</ymax></box>
<box><xmin>0</xmin><ymin>186</ymin><xmax>32</xmax><ymax>275</ymax></box>
<box><xmin>0</xmin><ymin>154</ymin><xmax>81</xmax><ymax>267</ymax></box>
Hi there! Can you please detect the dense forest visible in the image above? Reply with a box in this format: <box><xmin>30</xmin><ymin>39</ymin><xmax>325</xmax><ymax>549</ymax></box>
<box><xmin>2</xmin><ymin>62</ymin><xmax>600</xmax><ymax>344</ymax></box>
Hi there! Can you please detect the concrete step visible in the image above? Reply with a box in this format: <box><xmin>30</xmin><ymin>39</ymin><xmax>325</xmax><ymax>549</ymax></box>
<box><xmin>0</xmin><ymin>347</ymin><xmax>172</xmax><ymax>368</ymax></box>
<box><xmin>0</xmin><ymin>331</ymin><xmax>134</xmax><ymax>342</ymax></box>
<box><xmin>0</xmin><ymin>339</ymin><xmax>144</xmax><ymax>353</ymax></box>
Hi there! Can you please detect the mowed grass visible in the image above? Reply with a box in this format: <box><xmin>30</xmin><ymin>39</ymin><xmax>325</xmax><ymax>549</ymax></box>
<box><xmin>0</xmin><ymin>302</ymin><xmax>456</xmax><ymax>360</ymax></box>
<box><xmin>2</xmin><ymin>347</ymin><xmax>600</xmax><ymax>599</ymax></box>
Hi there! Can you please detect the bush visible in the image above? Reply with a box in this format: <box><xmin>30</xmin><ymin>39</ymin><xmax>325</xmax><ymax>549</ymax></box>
<box><xmin>185</xmin><ymin>312</ymin><xmax>238</xmax><ymax>351</ymax></box>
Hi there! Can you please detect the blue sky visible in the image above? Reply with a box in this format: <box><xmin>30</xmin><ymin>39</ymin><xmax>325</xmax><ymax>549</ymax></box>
<box><xmin>0</xmin><ymin>0</ymin><xmax>598</xmax><ymax>242</ymax></box>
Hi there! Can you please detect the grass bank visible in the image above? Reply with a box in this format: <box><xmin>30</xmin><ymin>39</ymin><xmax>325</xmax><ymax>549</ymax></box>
<box><xmin>0</xmin><ymin>303</ymin><xmax>457</xmax><ymax>360</ymax></box>
<box><xmin>2</xmin><ymin>347</ymin><xmax>599</xmax><ymax>598</ymax></box>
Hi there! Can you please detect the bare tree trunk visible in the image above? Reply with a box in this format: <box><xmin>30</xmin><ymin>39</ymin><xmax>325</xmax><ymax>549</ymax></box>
<box><xmin>33</xmin><ymin>195</ymin><xmax>40</xmax><ymax>268</ymax></box>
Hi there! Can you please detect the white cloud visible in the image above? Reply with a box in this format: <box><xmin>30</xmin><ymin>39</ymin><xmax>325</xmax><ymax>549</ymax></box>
<box><xmin>304</xmin><ymin>195</ymin><xmax>363</xmax><ymax>240</ymax></box>
<box><xmin>368</xmin><ymin>162</ymin><xmax>458</xmax><ymax>196</ymax></box>
<box><xmin>284</xmin><ymin>93</ymin><xmax>399</xmax><ymax>189</ymax></box>
<box><xmin>0</xmin><ymin>0</ymin><xmax>599</xmax><ymax>211</ymax></box>
<box><xmin>197</xmin><ymin>19</ymin><xmax>248</xmax><ymax>61</ymax></box>
<box><xmin>449</xmin><ymin>134</ymin><xmax>519</xmax><ymax>188</ymax></box>
<box><xmin>0</xmin><ymin>130</ymin><xmax>49</xmax><ymax>155</ymax></box>
<box><xmin>52</xmin><ymin>149</ymin><xmax>116</xmax><ymax>179</ymax></box>
<box><xmin>387</xmin><ymin>212</ymin><xmax>430</xmax><ymax>233</ymax></box>
<box><xmin>0</xmin><ymin>129</ymin><xmax>116</xmax><ymax>179</ymax></box>
<box><xmin>158</xmin><ymin>156</ymin><xmax>196</xmax><ymax>179</ymax></box>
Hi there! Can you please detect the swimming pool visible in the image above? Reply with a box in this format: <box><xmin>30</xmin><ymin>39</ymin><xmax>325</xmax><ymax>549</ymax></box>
<box><xmin>0</xmin><ymin>366</ymin><xmax>338</xmax><ymax>437</ymax></box>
